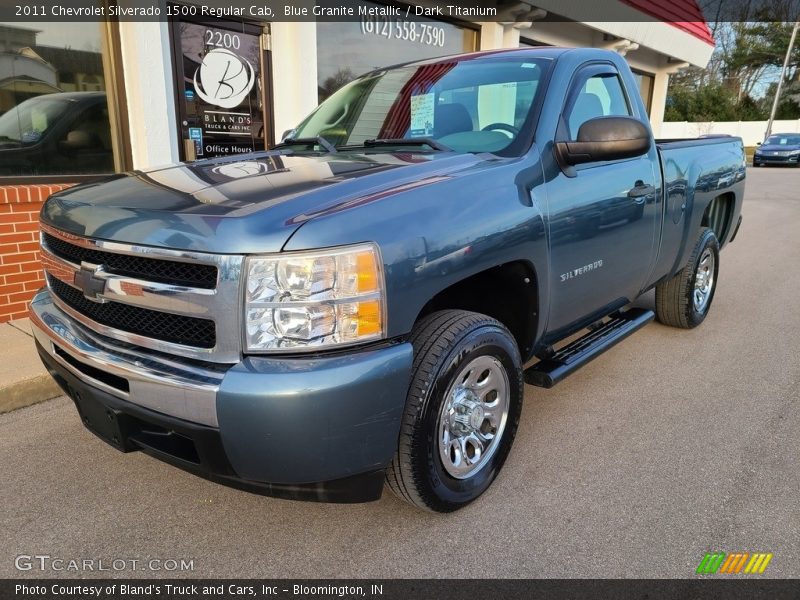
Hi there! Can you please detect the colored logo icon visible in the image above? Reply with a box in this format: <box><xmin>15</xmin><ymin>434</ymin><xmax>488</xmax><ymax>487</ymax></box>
<box><xmin>696</xmin><ymin>552</ymin><xmax>773</xmax><ymax>574</ymax></box>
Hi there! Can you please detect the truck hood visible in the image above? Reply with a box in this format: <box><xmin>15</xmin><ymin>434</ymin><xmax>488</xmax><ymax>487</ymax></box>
<box><xmin>41</xmin><ymin>151</ymin><xmax>484</xmax><ymax>254</ymax></box>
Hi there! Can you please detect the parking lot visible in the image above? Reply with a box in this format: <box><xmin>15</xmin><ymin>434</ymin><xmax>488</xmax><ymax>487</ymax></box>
<box><xmin>1</xmin><ymin>168</ymin><xmax>797</xmax><ymax>579</ymax></box>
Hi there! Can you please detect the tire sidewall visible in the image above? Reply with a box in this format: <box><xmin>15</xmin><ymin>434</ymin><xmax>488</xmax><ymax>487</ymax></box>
<box><xmin>414</xmin><ymin>325</ymin><xmax>522</xmax><ymax>510</ymax></box>
<box><xmin>686</xmin><ymin>230</ymin><xmax>720</xmax><ymax>327</ymax></box>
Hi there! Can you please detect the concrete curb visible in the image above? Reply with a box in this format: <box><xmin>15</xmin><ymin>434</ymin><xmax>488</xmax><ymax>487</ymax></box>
<box><xmin>0</xmin><ymin>375</ymin><xmax>61</xmax><ymax>414</ymax></box>
<box><xmin>0</xmin><ymin>318</ymin><xmax>63</xmax><ymax>414</ymax></box>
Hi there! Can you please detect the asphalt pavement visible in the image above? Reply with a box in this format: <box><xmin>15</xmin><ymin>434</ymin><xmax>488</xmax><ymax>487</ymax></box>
<box><xmin>1</xmin><ymin>167</ymin><xmax>797</xmax><ymax>579</ymax></box>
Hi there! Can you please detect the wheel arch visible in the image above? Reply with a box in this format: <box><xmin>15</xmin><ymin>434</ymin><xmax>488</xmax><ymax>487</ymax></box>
<box><xmin>413</xmin><ymin>260</ymin><xmax>540</xmax><ymax>361</ymax></box>
<box><xmin>702</xmin><ymin>192</ymin><xmax>736</xmax><ymax>246</ymax></box>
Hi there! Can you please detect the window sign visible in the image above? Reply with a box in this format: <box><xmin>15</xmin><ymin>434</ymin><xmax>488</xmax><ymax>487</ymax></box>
<box><xmin>317</xmin><ymin>3</ymin><xmax>478</xmax><ymax>102</ymax></box>
<box><xmin>188</xmin><ymin>126</ymin><xmax>203</xmax><ymax>156</ymax></box>
<box><xmin>409</xmin><ymin>92</ymin><xmax>434</xmax><ymax>137</ymax></box>
<box><xmin>173</xmin><ymin>19</ymin><xmax>267</xmax><ymax>158</ymax></box>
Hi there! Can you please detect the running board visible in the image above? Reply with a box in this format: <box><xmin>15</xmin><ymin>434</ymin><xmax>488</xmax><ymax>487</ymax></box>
<box><xmin>524</xmin><ymin>308</ymin><xmax>655</xmax><ymax>388</ymax></box>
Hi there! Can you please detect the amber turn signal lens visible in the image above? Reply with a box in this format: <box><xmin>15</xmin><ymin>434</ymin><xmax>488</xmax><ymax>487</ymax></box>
<box><xmin>356</xmin><ymin>250</ymin><xmax>379</xmax><ymax>293</ymax></box>
<box><xmin>355</xmin><ymin>299</ymin><xmax>382</xmax><ymax>337</ymax></box>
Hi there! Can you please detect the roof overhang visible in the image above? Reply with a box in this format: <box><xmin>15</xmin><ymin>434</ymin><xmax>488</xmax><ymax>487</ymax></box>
<box><xmin>584</xmin><ymin>21</ymin><xmax>714</xmax><ymax>68</ymax></box>
<box><xmin>525</xmin><ymin>0</ymin><xmax>715</xmax><ymax>68</ymax></box>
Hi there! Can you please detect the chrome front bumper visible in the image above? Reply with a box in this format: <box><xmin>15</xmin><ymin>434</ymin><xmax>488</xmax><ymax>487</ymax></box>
<box><xmin>30</xmin><ymin>288</ymin><xmax>226</xmax><ymax>427</ymax></box>
<box><xmin>31</xmin><ymin>285</ymin><xmax>415</xmax><ymax>495</ymax></box>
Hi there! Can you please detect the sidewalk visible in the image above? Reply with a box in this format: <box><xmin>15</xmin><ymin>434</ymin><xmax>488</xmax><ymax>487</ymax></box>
<box><xmin>0</xmin><ymin>318</ymin><xmax>61</xmax><ymax>413</ymax></box>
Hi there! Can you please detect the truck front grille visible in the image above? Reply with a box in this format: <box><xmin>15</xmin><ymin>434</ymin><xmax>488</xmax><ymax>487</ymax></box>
<box><xmin>43</xmin><ymin>232</ymin><xmax>218</xmax><ymax>289</ymax></box>
<box><xmin>48</xmin><ymin>275</ymin><xmax>217</xmax><ymax>348</ymax></box>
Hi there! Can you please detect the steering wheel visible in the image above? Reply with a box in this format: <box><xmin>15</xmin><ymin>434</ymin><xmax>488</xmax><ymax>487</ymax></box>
<box><xmin>481</xmin><ymin>123</ymin><xmax>520</xmax><ymax>137</ymax></box>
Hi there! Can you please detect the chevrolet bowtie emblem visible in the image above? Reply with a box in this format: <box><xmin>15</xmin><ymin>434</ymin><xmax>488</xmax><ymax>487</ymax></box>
<box><xmin>73</xmin><ymin>263</ymin><xmax>107</xmax><ymax>302</ymax></box>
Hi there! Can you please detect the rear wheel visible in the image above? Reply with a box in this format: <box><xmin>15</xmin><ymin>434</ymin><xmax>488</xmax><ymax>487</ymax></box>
<box><xmin>655</xmin><ymin>227</ymin><xmax>719</xmax><ymax>329</ymax></box>
<box><xmin>386</xmin><ymin>310</ymin><xmax>523</xmax><ymax>512</ymax></box>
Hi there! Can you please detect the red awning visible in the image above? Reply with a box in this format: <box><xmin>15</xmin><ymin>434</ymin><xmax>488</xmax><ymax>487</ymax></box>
<box><xmin>622</xmin><ymin>0</ymin><xmax>714</xmax><ymax>45</ymax></box>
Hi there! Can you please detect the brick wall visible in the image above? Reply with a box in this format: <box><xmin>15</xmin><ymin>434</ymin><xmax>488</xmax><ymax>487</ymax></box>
<box><xmin>0</xmin><ymin>185</ymin><xmax>73</xmax><ymax>322</ymax></box>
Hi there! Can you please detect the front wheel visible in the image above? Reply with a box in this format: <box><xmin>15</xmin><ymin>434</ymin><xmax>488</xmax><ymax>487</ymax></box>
<box><xmin>655</xmin><ymin>227</ymin><xmax>720</xmax><ymax>329</ymax></box>
<box><xmin>386</xmin><ymin>310</ymin><xmax>523</xmax><ymax>512</ymax></box>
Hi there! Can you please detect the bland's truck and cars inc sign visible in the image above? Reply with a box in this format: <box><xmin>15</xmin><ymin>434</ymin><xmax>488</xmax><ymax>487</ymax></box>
<box><xmin>175</xmin><ymin>20</ymin><xmax>266</xmax><ymax>157</ymax></box>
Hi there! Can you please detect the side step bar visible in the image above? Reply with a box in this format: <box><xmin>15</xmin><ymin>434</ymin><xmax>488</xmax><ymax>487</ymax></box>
<box><xmin>524</xmin><ymin>308</ymin><xmax>655</xmax><ymax>388</ymax></box>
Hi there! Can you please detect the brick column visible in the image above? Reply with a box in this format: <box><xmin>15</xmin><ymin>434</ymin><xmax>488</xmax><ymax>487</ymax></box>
<box><xmin>0</xmin><ymin>184</ymin><xmax>73</xmax><ymax>322</ymax></box>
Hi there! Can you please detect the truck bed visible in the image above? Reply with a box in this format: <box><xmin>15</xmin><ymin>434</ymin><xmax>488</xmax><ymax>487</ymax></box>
<box><xmin>650</xmin><ymin>135</ymin><xmax>745</xmax><ymax>284</ymax></box>
<box><xmin>655</xmin><ymin>136</ymin><xmax>738</xmax><ymax>149</ymax></box>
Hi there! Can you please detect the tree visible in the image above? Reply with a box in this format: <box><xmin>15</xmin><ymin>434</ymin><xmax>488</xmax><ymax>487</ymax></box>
<box><xmin>666</xmin><ymin>0</ymin><xmax>800</xmax><ymax>121</ymax></box>
<box><xmin>318</xmin><ymin>68</ymin><xmax>355</xmax><ymax>103</ymax></box>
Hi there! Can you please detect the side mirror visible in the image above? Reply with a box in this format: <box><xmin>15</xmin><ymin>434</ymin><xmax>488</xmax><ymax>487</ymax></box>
<box><xmin>281</xmin><ymin>128</ymin><xmax>297</xmax><ymax>142</ymax></box>
<box><xmin>555</xmin><ymin>116</ymin><xmax>651</xmax><ymax>167</ymax></box>
<box><xmin>756</xmin><ymin>141</ymin><xmax>762</xmax><ymax>145</ymax></box>
<box><xmin>59</xmin><ymin>130</ymin><xmax>93</xmax><ymax>152</ymax></box>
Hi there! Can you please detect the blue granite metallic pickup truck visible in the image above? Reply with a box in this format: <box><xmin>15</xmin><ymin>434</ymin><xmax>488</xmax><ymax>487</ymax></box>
<box><xmin>31</xmin><ymin>48</ymin><xmax>745</xmax><ymax>512</ymax></box>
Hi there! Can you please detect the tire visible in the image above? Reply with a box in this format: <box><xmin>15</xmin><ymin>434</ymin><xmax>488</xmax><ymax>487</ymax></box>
<box><xmin>655</xmin><ymin>227</ymin><xmax>720</xmax><ymax>329</ymax></box>
<box><xmin>386</xmin><ymin>310</ymin><xmax>523</xmax><ymax>512</ymax></box>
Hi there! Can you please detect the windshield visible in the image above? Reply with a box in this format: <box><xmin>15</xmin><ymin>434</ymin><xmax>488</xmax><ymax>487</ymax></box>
<box><xmin>765</xmin><ymin>135</ymin><xmax>800</xmax><ymax>145</ymax></box>
<box><xmin>292</xmin><ymin>57</ymin><xmax>550</xmax><ymax>155</ymax></box>
<box><xmin>0</xmin><ymin>95</ymin><xmax>71</xmax><ymax>146</ymax></box>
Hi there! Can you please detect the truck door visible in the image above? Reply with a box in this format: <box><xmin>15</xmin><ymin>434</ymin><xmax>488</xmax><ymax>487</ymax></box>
<box><xmin>47</xmin><ymin>100</ymin><xmax>114</xmax><ymax>175</ymax></box>
<box><xmin>544</xmin><ymin>64</ymin><xmax>659</xmax><ymax>336</ymax></box>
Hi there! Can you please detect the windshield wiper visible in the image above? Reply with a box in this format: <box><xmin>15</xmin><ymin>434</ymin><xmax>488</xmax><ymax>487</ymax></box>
<box><xmin>273</xmin><ymin>136</ymin><xmax>337</xmax><ymax>154</ymax></box>
<box><xmin>361</xmin><ymin>138</ymin><xmax>452</xmax><ymax>152</ymax></box>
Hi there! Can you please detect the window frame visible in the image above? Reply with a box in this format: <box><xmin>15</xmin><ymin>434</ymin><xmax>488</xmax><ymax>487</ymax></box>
<box><xmin>555</xmin><ymin>61</ymin><xmax>648</xmax><ymax>172</ymax></box>
<box><xmin>631</xmin><ymin>67</ymin><xmax>655</xmax><ymax>116</ymax></box>
<box><xmin>0</xmin><ymin>19</ymin><xmax>131</xmax><ymax>185</ymax></box>
<box><xmin>560</xmin><ymin>64</ymin><xmax>634</xmax><ymax>141</ymax></box>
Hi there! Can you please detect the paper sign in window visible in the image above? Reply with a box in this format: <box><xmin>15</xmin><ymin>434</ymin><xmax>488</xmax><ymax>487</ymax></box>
<box><xmin>410</xmin><ymin>93</ymin><xmax>435</xmax><ymax>137</ymax></box>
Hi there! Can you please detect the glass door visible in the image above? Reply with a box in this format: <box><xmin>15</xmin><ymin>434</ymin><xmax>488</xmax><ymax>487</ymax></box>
<box><xmin>170</xmin><ymin>13</ymin><xmax>272</xmax><ymax>159</ymax></box>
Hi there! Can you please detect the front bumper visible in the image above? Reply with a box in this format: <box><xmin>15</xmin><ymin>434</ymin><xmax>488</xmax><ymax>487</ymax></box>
<box><xmin>30</xmin><ymin>289</ymin><xmax>413</xmax><ymax>502</ymax></box>
<box><xmin>753</xmin><ymin>153</ymin><xmax>800</xmax><ymax>164</ymax></box>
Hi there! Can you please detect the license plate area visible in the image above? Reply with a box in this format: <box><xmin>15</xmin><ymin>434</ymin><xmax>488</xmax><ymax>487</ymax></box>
<box><xmin>68</xmin><ymin>385</ymin><xmax>134</xmax><ymax>452</ymax></box>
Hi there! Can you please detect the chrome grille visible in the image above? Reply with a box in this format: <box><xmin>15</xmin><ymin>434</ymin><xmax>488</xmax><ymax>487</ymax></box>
<box><xmin>40</xmin><ymin>223</ymin><xmax>244</xmax><ymax>363</ymax></box>
<box><xmin>48</xmin><ymin>275</ymin><xmax>216</xmax><ymax>348</ymax></box>
<box><xmin>43</xmin><ymin>232</ymin><xmax>218</xmax><ymax>288</ymax></box>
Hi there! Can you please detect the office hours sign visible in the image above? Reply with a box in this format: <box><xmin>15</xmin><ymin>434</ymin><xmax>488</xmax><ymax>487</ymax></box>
<box><xmin>173</xmin><ymin>19</ymin><xmax>267</xmax><ymax>158</ymax></box>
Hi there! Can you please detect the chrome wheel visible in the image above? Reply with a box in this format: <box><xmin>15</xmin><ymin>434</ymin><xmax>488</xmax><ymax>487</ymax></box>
<box><xmin>437</xmin><ymin>355</ymin><xmax>510</xmax><ymax>479</ymax></box>
<box><xmin>693</xmin><ymin>247</ymin><xmax>715</xmax><ymax>313</ymax></box>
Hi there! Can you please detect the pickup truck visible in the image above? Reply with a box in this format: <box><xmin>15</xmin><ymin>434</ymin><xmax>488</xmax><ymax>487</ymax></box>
<box><xmin>0</xmin><ymin>92</ymin><xmax>114</xmax><ymax>176</ymax></box>
<box><xmin>30</xmin><ymin>48</ymin><xmax>745</xmax><ymax>512</ymax></box>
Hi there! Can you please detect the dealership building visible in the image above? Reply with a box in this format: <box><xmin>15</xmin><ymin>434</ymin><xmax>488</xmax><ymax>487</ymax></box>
<box><xmin>0</xmin><ymin>0</ymin><xmax>714</xmax><ymax>322</ymax></box>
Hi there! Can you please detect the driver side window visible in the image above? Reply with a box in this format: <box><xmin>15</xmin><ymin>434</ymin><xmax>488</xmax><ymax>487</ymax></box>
<box><xmin>567</xmin><ymin>73</ymin><xmax>631</xmax><ymax>140</ymax></box>
<box><xmin>440</xmin><ymin>79</ymin><xmax>538</xmax><ymax>132</ymax></box>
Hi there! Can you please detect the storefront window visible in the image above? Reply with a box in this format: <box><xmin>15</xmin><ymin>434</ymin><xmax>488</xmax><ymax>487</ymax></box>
<box><xmin>316</xmin><ymin>3</ymin><xmax>478</xmax><ymax>102</ymax></box>
<box><xmin>520</xmin><ymin>38</ymin><xmax>551</xmax><ymax>47</ymax></box>
<box><xmin>0</xmin><ymin>22</ymin><xmax>122</xmax><ymax>177</ymax></box>
<box><xmin>632</xmin><ymin>69</ymin><xmax>654</xmax><ymax>115</ymax></box>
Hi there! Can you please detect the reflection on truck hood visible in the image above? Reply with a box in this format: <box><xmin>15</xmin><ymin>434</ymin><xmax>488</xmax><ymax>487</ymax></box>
<box><xmin>41</xmin><ymin>150</ymin><xmax>481</xmax><ymax>253</ymax></box>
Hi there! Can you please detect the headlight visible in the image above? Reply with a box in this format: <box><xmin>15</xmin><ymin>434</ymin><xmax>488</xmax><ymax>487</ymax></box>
<box><xmin>244</xmin><ymin>243</ymin><xmax>385</xmax><ymax>352</ymax></box>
